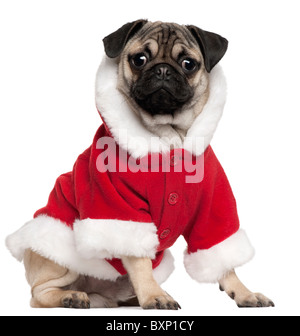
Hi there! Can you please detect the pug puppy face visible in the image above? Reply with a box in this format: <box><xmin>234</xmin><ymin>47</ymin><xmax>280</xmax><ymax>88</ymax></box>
<box><xmin>103</xmin><ymin>20</ymin><xmax>228</xmax><ymax>140</ymax></box>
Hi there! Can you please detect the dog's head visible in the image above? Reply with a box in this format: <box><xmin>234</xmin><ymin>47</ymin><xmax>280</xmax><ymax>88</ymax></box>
<box><xmin>103</xmin><ymin>20</ymin><xmax>228</xmax><ymax>121</ymax></box>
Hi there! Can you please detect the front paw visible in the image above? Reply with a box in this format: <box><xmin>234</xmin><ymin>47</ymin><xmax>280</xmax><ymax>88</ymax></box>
<box><xmin>236</xmin><ymin>293</ymin><xmax>275</xmax><ymax>308</ymax></box>
<box><xmin>142</xmin><ymin>294</ymin><xmax>181</xmax><ymax>310</ymax></box>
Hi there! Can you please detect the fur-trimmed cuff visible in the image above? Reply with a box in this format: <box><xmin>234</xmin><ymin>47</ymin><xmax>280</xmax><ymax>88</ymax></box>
<box><xmin>5</xmin><ymin>215</ymin><xmax>122</xmax><ymax>280</ymax></box>
<box><xmin>6</xmin><ymin>215</ymin><xmax>162</xmax><ymax>281</ymax></box>
<box><xmin>73</xmin><ymin>218</ymin><xmax>159</xmax><ymax>260</ymax></box>
<box><xmin>184</xmin><ymin>229</ymin><xmax>255</xmax><ymax>283</ymax></box>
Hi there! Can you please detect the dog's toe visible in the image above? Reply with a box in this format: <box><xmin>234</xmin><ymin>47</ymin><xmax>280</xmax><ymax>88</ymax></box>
<box><xmin>254</xmin><ymin>293</ymin><xmax>275</xmax><ymax>307</ymax></box>
<box><xmin>62</xmin><ymin>297</ymin><xmax>73</xmax><ymax>308</ymax></box>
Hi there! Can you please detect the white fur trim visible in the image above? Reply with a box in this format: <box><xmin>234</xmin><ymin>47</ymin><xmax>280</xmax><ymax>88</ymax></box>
<box><xmin>153</xmin><ymin>250</ymin><xmax>175</xmax><ymax>285</ymax></box>
<box><xmin>73</xmin><ymin>218</ymin><xmax>159</xmax><ymax>260</ymax></box>
<box><xmin>184</xmin><ymin>229</ymin><xmax>255</xmax><ymax>284</ymax></box>
<box><xmin>6</xmin><ymin>215</ymin><xmax>173</xmax><ymax>283</ymax></box>
<box><xmin>95</xmin><ymin>56</ymin><xmax>226</xmax><ymax>159</ymax></box>
<box><xmin>6</xmin><ymin>216</ymin><xmax>121</xmax><ymax>281</ymax></box>
<box><xmin>184</xmin><ymin>66</ymin><xmax>227</xmax><ymax>156</ymax></box>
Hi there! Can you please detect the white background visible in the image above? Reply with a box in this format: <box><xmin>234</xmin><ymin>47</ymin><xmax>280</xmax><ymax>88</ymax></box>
<box><xmin>1</xmin><ymin>0</ymin><xmax>299</xmax><ymax>316</ymax></box>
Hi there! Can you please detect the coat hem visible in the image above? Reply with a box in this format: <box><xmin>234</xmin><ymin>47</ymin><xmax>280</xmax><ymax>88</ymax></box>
<box><xmin>6</xmin><ymin>215</ymin><xmax>172</xmax><ymax>283</ymax></box>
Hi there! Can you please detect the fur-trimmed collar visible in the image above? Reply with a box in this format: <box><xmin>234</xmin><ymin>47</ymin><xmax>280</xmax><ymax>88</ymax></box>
<box><xmin>95</xmin><ymin>56</ymin><xmax>227</xmax><ymax>159</ymax></box>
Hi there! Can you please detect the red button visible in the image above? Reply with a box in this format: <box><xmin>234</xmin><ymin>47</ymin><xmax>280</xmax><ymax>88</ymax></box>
<box><xmin>168</xmin><ymin>192</ymin><xmax>179</xmax><ymax>205</ymax></box>
<box><xmin>160</xmin><ymin>229</ymin><xmax>171</xmax><ymax>239</ymax></box>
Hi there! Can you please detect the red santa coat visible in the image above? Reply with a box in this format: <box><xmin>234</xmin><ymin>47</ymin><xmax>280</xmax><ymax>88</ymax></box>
<box><xmin>6</xmin><ymin>57</ymin><xmax>254</xmax><ymax>284</ymax></box>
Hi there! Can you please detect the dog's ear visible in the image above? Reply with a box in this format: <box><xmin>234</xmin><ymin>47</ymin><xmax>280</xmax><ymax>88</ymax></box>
<box><xmin>187</xmin><ymin>26</ymin><xmax>228</xmax><ymax>73</ymax></box>
<box><xmin>103</xmin><ymin>20</ymin><xmax>148</xmax><ymax>58</ymax></box>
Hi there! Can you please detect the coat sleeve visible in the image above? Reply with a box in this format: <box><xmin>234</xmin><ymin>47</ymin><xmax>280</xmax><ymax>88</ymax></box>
<box><xmin>183</xmin><ymin>147</ymin><xmax>255</xmax><ymax>283</ymax></box>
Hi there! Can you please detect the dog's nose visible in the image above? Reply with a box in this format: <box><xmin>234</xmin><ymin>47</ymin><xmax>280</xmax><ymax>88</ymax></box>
<box><xmin>155</xmin><ymin>65</ymin><xmax>172</xmax><ymax>80</ymax></box>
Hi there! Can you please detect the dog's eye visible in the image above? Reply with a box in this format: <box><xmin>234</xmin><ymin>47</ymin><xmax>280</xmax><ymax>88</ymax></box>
<box><xmin>181</xmin><ymin>58</ymin><xmax>197</xmax><ymax>73</ymax></box>
<box><xmin>131</xmin><ymin>53</ymin><xmax>148</xmax><ymax>69</ymax></box>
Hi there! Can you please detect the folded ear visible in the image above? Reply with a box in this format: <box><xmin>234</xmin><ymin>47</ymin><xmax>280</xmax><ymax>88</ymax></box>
<box><xmin>103</xmin><ymin>19</ymin><xmax>148</xmax><ymax>58</ymax></box>
<box><xmin>187</xmin><ymin>26</ymin><xmax>228</xmax><ymax>72</ymax></box>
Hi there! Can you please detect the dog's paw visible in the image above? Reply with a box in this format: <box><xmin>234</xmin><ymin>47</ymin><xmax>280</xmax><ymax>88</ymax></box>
<box><xmin>62</xmin><ymin>292</ymin><xmax>90</xmax><ymax>309</ymax></box>
<box><xmin>236</xmin><ymin>292</ymin><xmax>275</xmax><ymax>308</ymax></box>
<box><xmin>142</xmin><ymin>294</ymin><xmax>181</xmax><ymax>310</ymax></box>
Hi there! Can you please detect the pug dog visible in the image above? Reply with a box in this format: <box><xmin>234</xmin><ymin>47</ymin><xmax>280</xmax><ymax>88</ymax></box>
<box><xmin>6</xmin><ymin>20</ymin><xmax>274</xmax><ymax>309</ymax></box>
